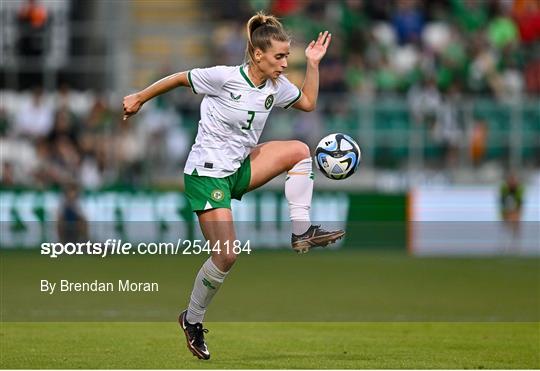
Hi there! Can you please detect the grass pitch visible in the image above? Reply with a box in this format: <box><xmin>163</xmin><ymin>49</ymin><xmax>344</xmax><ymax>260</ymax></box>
<box><xmin>1</xmin><ymin>249</ymin><xmax>539</xmax><ymax>368</ymax></box>
<box><xmin>2</xmin><ymin>250</ymin><xmax>538</xmax><ymax>322</ymax></box>
<box><xmin>1</xmin><ymin>322</ymin><xmax>539</xmax><ymax>369</ymax></box>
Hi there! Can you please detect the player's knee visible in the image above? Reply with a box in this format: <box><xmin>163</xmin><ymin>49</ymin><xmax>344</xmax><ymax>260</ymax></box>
<box><xmin>290</xmin><ymin>141</ymin><xmax>311</xmax><ymax>164</ymax></box>
<box><xmin>221</xmin><ymin>251</ymin><xmax>237</xmax><ymax>268</ymax></box>
<box><xmin>212</xmin><ymin>250</ymin><xmax>237</xmax><ymax>271</ymax></box>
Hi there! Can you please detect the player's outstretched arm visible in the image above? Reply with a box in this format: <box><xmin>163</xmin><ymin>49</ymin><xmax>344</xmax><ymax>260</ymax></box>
<box><xmin>123</xmin><ymin>71</ymin><xmax>190</xmax><ymax>120</ymax></box>
<box><xmin>293</xmin><ymin>31</ymin><xmax>332</xmax><ymax>112</ymax></box>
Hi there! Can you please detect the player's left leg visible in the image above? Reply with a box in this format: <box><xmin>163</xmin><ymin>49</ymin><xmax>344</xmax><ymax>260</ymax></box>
<box><xmin>180</xmin><ymin>208</ymin><xmax>238</xmax><ymax>360</ymax></box>
<box><xmin>249</xmin><ymin>140</ymin><xmax>344</xmax><ymax>253</ymax></box>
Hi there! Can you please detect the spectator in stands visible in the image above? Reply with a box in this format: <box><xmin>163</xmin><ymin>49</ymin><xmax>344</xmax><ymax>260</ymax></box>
<box><xmin>487</xmin><ymin>4</ymin><xmax>519</xmax><ymax>50</ymax></box>
<box><xmin>469</xmin><ymin>119</ymin><xmax>488</xmax><ymax>167</ymax></box>
<box><xmin>365</xmin><ymin>0</ymin><xmax>392</xmax><ymax>21</ymax></box>
<box><xmin>47</xmin><ymin>107</ymin><xmax>79</xmax><ymax>146</ymax></box>
<box><xmin>84</xmin><ymin>94</ymin><xmax>113</xmax><ymax>134</ymax></box>
<box><xmin>345</xmin><ymin>52</ymin><xmax>374</xmax><ymax>98</ymax></box>
<box><xmin>135</xmin><ymin>70</ymin><xmax>192</xmax><ymax>171</ymax></box>
<box><xmin>51</xmin><ymin>135</ymin><xmax>80</xmax><ymax>183</ymax></box>
<box><xmin>13</xmin><ymin>86</ymin><xmax>54</xmax><ymax>140</ymax></box>
<box><xmin>78</xmin><ymin>95</ymin><xmax>115</xmax><ymax>181</ymax></box>
<box><xmin>523</xmin><ymin>53</ymin><xmax>540</xmax><ymax>94</ymax></box>
<box><xmin>54</xmin><ymin>84</ymin><xmax>80</xmax><ymax>132</ymax></box>
<box><xmin>33</xmin><ymin>138</ymin><xmax>59</xmax><ymax>186</ymax></box>
<box><xmin>0</xmin><ymin>106</ymin><xmax>9</xmax><ymax>137</ymax></box>
<box><xmin>434</xmin><ymin>83</ymin><xmax>463</xmax><ymax>168</ymax></box>
<box><xmin>391</xmin><ymin>0</ymin><xmax>425</xmax><ymax>45</ymax></box>
<box><xmin>408</xmin><ymin>75</ymin><xmax>441</xmax><ymax>129</ymax></box>
<box><xmin>271</xmin><ymin>0</ymin><xmax>304</xmax><ymax>17</ymax></box>
<box><xmin>17</xmin><ymin>0</ymin><xmax>49</xmax><ymax>88</ymax></box>
<box><xmin>57</xmin><ymin>182</ymin><xmax>88</xmax><ymax>244</ymax></box>
<box><xmin>512</xmin><ymin>0</ymin><xmax>540</xmax><ymax>44</ymax></box>
<box><xmin>32</xmin><ymin>135</ymin><xmax>79</xmax><ymax>187</ymax></box>
<box><xmin>339</xmin><ymin>0</ymin><xmax>371</xmax><ymax>53</ymax></box>
<box><xmin>113</xmin><ymin>118</ymin><xmax>143</xmax><ymax>185</ymax></box>
<box><xmin>319</xmin><ymin>45</ymin><xmax>347</xmax><ymax>93</ymax></box>
<box><xmin>467</xmin><ymin>34</ymin><xmax>502</xmax><ymax>96</ymax></box>
<box><xmin>78</xmin><ymin>133</ymin><xmax>103</xmax><ymax>189</ymax></box>
<box><xmin>1</xmin><ymin>162</ymin><xmax>15</xmax><ymax>186</ymax></box>
<box><xmin>17</xmin><ymin>0</ymin><xmax>48</xmax><ymax>56</ymax></box>
<box><xmin>1</xmin><ymin>127</ymin><xmax>39</xmax><ymax>186</ymax></box>
<box><xmin>450</xmin><ymin>0</ymin><xmax>488</xmax><ymax>33</ymax></box>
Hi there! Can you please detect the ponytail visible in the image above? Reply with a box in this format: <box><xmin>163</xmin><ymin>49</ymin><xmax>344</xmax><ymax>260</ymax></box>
<box><xmin>245</xmin><ymin>11</ymin><xmax>290</xmax><ymax>66</ymax></box>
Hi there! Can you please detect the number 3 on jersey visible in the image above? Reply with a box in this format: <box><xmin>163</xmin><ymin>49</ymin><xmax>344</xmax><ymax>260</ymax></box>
<box><xmin>242</xmin><ymin>111</ymin><xmax>255</xmax><ymax>130</ymax></box>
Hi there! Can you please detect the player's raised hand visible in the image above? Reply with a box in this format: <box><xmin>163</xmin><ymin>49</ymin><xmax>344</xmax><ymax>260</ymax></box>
<box><xmin>122</xmin><ymin>93</ymin><xmax>143</xmax><ymax>120</ymax></box>
<box><xmin>305</xmin><ymin>31</ymin><xmax>332</xmax><ymax>65</ymax></box>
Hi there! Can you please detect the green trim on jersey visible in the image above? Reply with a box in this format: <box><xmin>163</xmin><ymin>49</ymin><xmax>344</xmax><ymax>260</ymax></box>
<box><xmin>183</xmin><ymin>157</ymin><xmax>252</xmax><ymax>212</ymax></box>
<box><xmin>240</xmin><ymin>66</ymin><xmax>256</xmax><ymax>88</ymax></box>
<box><xmin>187</xmin><ymin>71</ymin><xmax>197</xmax><ymax>94</ymax></box>
<box><xmin>284</xmin><ymin>87</ymin><xmax>302</xmax><ymax>109</ymax></box>
<box><xmin>239</xmin><ymin>66</ymin><xmax>267</xmax><ymax>89</ymax></box>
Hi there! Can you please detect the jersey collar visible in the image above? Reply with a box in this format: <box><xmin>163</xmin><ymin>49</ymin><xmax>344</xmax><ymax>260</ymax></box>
<box><xmin>240</xmin><ymin>64</ymin><xmax>266</xmax><ymax>89</ymax></box>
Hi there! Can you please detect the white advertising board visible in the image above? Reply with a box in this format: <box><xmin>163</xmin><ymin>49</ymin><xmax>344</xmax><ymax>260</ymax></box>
<box><xmin>410</xmin><ymin>185</ymin><xmax>539</xmax><ymax>256</ymax></box>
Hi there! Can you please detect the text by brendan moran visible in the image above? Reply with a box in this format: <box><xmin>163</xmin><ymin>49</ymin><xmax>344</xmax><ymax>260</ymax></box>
<box><xmin>40</xmin><ymin>279</ymin><xmax>159</xmax><ymax>294</ymax></box>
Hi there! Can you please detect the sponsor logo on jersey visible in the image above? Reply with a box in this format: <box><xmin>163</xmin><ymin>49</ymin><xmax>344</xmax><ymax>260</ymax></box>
<box><xmin>230</xmin><ymin>92</ymin><xmax>242</xmax><ymax>101</ymax></box>
<box><xmin>265</xmin><ymin>94</ymin><xmax>274</xmax><ymax>109</ymax></box>
<box><xmin>211</xmin><ymin>189</ymin><xmax>224</xmax><ymax>202</ymax></box>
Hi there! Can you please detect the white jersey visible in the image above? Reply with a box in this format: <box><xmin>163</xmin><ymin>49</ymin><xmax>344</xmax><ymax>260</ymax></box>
<box><xmin>184</xmin><ymin>64</ymin><xmax>302</xmax><ymax>177</ymax></box>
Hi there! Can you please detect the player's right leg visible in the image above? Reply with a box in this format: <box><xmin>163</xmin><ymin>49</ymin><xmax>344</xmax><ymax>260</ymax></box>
<box><xmin>179</xmin><ymin>207</ymin><xmax>237</xmax><ymax>360</ymax></box>
<box><xmin>248</xmin><ymin>140</ymin><xmax>344</xmax><ymax>253</ymax></box>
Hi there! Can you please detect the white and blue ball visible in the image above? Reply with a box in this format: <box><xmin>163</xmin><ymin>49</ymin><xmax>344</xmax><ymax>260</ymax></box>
<box><xmin>314</xmin><ymin>133</ymin><xmax>361</xmax><ymax>180</ymax></box>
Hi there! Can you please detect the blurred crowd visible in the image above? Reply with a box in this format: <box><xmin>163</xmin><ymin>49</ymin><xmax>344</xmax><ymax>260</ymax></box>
<box><xmin>209</xmin><ymin>0</ymin><xmax>540</xmax><ymax>168</ymax></box>
<box><xmin>2</xmin><ymin>0</ymin><xmax>539</xmax><ymax>189</ymax></box>
<box><xmin>1</xmin><ymin>86</ymin><xmax>121</xmax><ymax>188</ymax></box>
<box><xmin>211</xmin><ymin>0</ymin><xmax>540</xmax><ymax>99</ymax></box>
<box><xmin>0</xmin><ymin>86</ymin><xmax>192</xmax><ymax>189</ymax></box>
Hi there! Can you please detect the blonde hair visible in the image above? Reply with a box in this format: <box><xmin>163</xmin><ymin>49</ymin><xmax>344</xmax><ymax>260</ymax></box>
<box><xmin>245</xmin><ymin>12</ymin><xmax>290</xmax><ymax>66</ymax></box>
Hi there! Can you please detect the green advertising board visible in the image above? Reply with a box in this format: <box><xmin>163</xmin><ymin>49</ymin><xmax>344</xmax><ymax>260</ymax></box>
<box><xmin>0</xmin><ymin>190</ymin><xmax>406</xmax><ymax>250</ymax></box>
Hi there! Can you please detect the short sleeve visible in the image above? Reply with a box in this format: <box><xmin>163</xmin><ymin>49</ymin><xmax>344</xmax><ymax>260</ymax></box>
<box><xmin>188</xmin><ymin>66</ymin><xmax>231</xmax><ymax>96</ymax></box>
<box><xmin>274</xmin><ymin>75</ymin><xmax>302</xmax><ymax>109</ymax></box>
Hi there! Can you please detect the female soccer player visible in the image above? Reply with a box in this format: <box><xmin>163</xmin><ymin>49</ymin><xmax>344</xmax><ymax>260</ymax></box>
<box><xmin>123</xmin><ymin>12</ymin><xmax>343</xmax><ymax>360</ymax></box>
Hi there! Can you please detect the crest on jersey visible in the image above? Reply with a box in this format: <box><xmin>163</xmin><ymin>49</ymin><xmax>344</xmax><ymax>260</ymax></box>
<box><xmin>211</xmin><ymin>189</ymin><xmax>224</xmax><ymax>202</ymax></box>
<box><xmin>265</xmin><ymin>94</ymin><xmax>274</xmax><ymax>109</ymax></box>
<box><xmin>230</xmin><ymin>92</ymin><xmax>242</xmax><ymax>101</ymax></box>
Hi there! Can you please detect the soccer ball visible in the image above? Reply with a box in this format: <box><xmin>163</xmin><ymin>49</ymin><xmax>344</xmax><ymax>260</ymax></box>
<box><xmin>314</xmin><ymin>133</ymin><xmax>361</xmax><ymax>180</ymax></box>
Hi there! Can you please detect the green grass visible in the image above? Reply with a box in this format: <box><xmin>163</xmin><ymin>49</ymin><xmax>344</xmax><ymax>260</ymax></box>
<box><xmin>1</xmin><ymin>322</ymin><xmax>538</xmax><ymax>369</ymax></box>
<box><xmin>1</xmin><ymin>250</ymin><xmax>539</xmax><ymax>368</ymax></box>
<box><xmin>1</xmin><ymin>250</ymin><xmax>539</xmax><ymax>322</ymax></box>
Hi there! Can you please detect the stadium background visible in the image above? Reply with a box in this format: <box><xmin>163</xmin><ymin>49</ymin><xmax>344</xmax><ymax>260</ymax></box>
<box><xmin>1</xmin><ymin>0</ymin><xmax>539</xmax><ymax>369</ymax></box>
